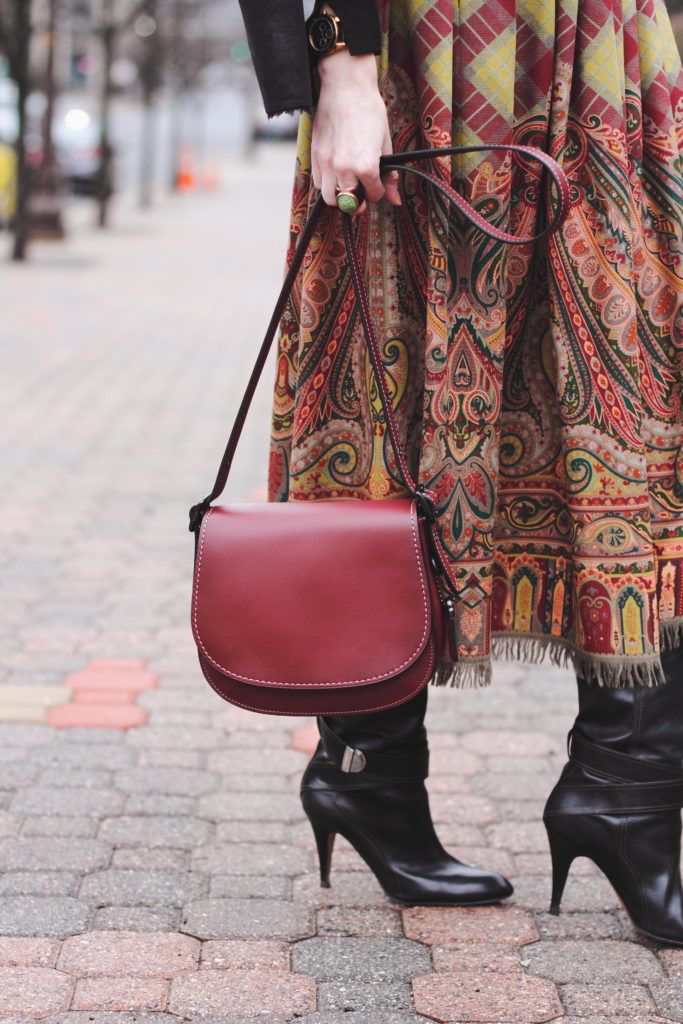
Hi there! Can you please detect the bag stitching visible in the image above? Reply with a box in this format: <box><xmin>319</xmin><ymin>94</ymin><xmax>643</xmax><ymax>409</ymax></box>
<box><xmin>192</xmin><ymin>502</ymin><xmax>432</xmax><ymax>686</ymax></box>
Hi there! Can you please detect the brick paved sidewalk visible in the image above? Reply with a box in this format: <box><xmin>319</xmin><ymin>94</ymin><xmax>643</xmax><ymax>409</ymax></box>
<box><xmin>1</xmin><ymin>146</ymin><xmax>682</xmax><ymax>1023</ymax></box>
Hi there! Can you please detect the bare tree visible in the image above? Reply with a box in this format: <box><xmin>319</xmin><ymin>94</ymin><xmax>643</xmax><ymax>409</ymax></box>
<box><xmin>0</xmin><ymin>0</ymin><xmax>34</xmax><ymax>260</ymax></box>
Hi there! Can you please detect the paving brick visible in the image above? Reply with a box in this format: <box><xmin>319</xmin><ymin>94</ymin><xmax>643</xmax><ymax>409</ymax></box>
<box><xmin>124</xmin><ymin>794</ymin><xmax>197</xmax><ymax>816</ymax></box>
<box><xmin>208</xmin><ymin>874</ymin><xmax>292</xmax><ymax>900</ymax></box>
<box><xmin>486</xmin><ymin>821</ymin><xmax>548</xmax><ymax>852</ymax></box>
<box><xmin>113</xmin><ymin>767</ymin><xmax>219</xmax><ymax>795</ymax></box>
<box><xmin>425</xmin><ymin>775</ymin><xmax>471</xmax><ymax>794</ymax></box>
<box><xmin>430</xmin><ymin>794</ymin><xmax>499</xmax><ymax>827</ymax></box>
<box><xmin>29</xmin><ymin>743</ymin><xmax>135</xmax><ymax>769</ymax></box>
<box><xmin>200</xmin><ymin>940</ymin><xmax>290</xmax><ymax>970</ymax></box>
<box><xmin>0</xmin><ymin>838</ymin><xmax>111</xmax><ymax>872</ymax></box>
<box><xmin>71</xmin><ymin>976</ymin><xmax>168</xmax><ymax>1011</ymax></box>
<box><xmin>48</xmin><ymin>704</ymin><xmax>148</xmax><ymax>729</ymax></box>
<box><xmin>79</xmin><ymin>870</ymin><xmax>207</xmax><ymax>907</ymax></box>
<box><xmin>498</xmin><ymin>798</ymin><xmax>547</xmax><ymax>822</ymax></box>
<box><xmin>207</xmin><ymin>748</ymin><xmax>309</xmax><ymax>775</ymax></box>
<box><xmin>138</xmin><ymin>749</ymin><xmax>204</xmax><ymax>768</ymax></box>
<box><xmin>0</xmin><ymin>871</ymin><xmax>79</xmax><ymax>897</ymax></box>
<box><xmin>292</xmin><ymin>936</ymin><xmax>430</xmax><ymax>981</ymax></box>
<box><xmin>438</xmin><ymin>940</ymin><xmax>520</xmax><ymax>973</ymax></box>
<box><xmin>295</xmin><ymin>1016</ymin><xmax>433</xmax><ymax>1024</ymax></box>
<box><xmin>0</xmin><ymin>812</ymin><xmax>21</xmax><ymax>838</ymax></box>
<box><xmin>462</xmin><ymin>730</ymin><xmax>561</xmax><ymax>756</ymax></box>
<box><xmin>181</xmin><ymin>898</ymin><xmax>315</xmax><ymax>941</ymax></box>
<box><xmin>215</xmin><ymin>821</ymin><xmax>293</xmax><ymax>844</ymax></box>
<box><xmin>431</xmin><ymin>823</ymin><xmax>486</xmax><ymax>847</ymax></box>
<box><xmin>126</xmin><ymin>726</ymin><xmax>225</xmax><ymax>750</ymax></box>
<box><xmin>0</xmin><ymin>724</ymin><xmax>51</xmax><ymax>745</ymax></box>
<box><xmin>560</xmin><ymin>982</ymin><xmax>657</xmax><ymax>1015</ymax></box>
<box><xmin>318</xmin><ymin>980</ymin><xmax>412</xmax><ymax>1011</ymax></box>
<box><xmin>88</xmin><ymin>659</ymin><xmax>148</xmax><ymax>672</ymax></box>
<box><xmin>0</xmin><ymin>896</ymin><xmax>91</xmax><ymax>937</ymax></box>
<box><xmin>0</xmin><ymin>965</ymin><xmax>73</xmax><ymax>1015</ymax></box>
<box><xmin>65</xmin><ymin>670</ymin><xmax>157</xmax><ymax>693</ymax></box>
<box><xmin>511</xmin><ymin>874</ymin><xmax>618</xmax><ymax>913</ymax></box>
<box><xmin>293</xmin><ymin>871</ymin><xmax>390</xmax><ymax>906</ymax></box>
<box><xmin>92</xmin><ymin>907</ymin><xmax>181</xmax><ymax>932</ymax></box>
<box><xmin>404</xmin><ymin>906</ymin><xmax>540</xmax><ymax>949</ymax></box>
<box><xmin>192</xmin><ymin>842</ymin><xmax>310</xmax><ymax>877</ymax></box>
<box><xmin>11</xmin><ymin>786</ymin><xmax>125</xmax><ymax>817</ymax></box>
<box><xmin>0</xmin><ymin>936</ymin><xmax>60</xmax><ymax>966</ymax></box>
<box><xmin>110</xmin><ymin>848</ymin><xmax>189</xmax><ymax>871</ymax></box>
<box><xmin>98</xmin><ymin>815</ymin><xmax>211</xmax><ymax>849</ymax></box>
<box><xmin>537</xmin><ymin>910</ymin><xmax>628</xmax><ymax>941</ymax></box>
<box><xmin>58</xmin><ymin>931</ymin><xmax>199</xmax><ymax>977</ymax></box>
<box><xmin>412</xmin><ymin>968</ymin><xmax>563</xmax><ymax>1022</ymax></box>
<box><xmin>650</xmin><ymin>977</ymin><xmax>683</xmax><ymax>1020</ymax></box>
<box><xmin>21</xmin><ymin>817</ymin><xmax>99</xmax><ymax>838</ymax></box>
<box><xmin>43</xmin><ymin>1015</ymin><xmax>180</xmax><ymax>1024</ymax></box>
<box><xmin>659</xmin><ymin>948</ymin><xmax>683</xmax><ymax>975</ymax></box>
<box><xmin>449</xmin><ymin>846</ymin><xmax>515</xmax><ymax>877</ymax></box>
<box><xmin>73</xmin><ymin>689</ymin><xmax>138</xmax><ymax>705</ymax></box>
<box><xmin>198</xmin><ymin>792</ymin><xmax>304</xmax><ymax>823</ymax></box>
<box><xmin>167</xmin><ymin>968</ymin><xmax>316</xmax><ymax>1019</ymax></box>
<box><xmin>523</xmin><ymin>939</ymin><xmax>663</xmax><ymax>983</ymax></box>
<box><xmin>38</xmin><ymin>768</ymin><xmax>112</xmax><ymax>789</ymax></box>
<box><xmin>317</xmin><ymin>906</ymin><xmax>403</xmax><ymax>937</ymax></box>
<box><xmin>472</xmin><ymin>771</ymin><xmax>551</xmax><ymax>800</ymax></box>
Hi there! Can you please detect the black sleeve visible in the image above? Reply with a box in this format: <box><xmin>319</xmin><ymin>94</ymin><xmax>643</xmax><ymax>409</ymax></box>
<box><xmin>328</xmin><ymin>1</ymin><xmax>382</xmax><ymax>54</ymax></box>
<box><xmin>238</xmin><ymin>0</ymin><xmax>314</xmax><ymax>117</ymax></box>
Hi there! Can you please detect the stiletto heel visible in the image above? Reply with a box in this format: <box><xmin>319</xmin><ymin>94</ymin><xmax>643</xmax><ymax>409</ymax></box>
<box><xmin>545</xmin><ymin>826</ymin><xmax>577</xmax><ymax>915</ymax></box>
<box><xmin>309</xmin><ymin>816</ymin><xmax>335</xmax><ymax>888</ymax></box>
<box><xmin>300</xmin><ymin>696</ymin><xmax>513</xmax><ymax>906</ymax></box>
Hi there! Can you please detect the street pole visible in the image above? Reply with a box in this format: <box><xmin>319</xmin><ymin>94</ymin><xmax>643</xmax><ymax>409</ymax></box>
<box><xmin>12</xmin><ymin>0</ymin><xmax>32</xmax><ymax>261</ymax></box>
<box><xmin>97</xmin><ymin>2</ymin><xmax>116</xmax><ymax>228</ymax></box>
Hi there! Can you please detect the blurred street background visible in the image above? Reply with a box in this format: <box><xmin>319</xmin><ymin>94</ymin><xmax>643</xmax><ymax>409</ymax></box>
<box><xmin>1</xmin><ymin>3</ymin><xmax>683</xmax><ymax>1023</ymax></box>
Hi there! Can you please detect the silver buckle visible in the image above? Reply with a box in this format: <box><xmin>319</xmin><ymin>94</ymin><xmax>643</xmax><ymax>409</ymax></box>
<box><xmin>341</xmin><ymin>745</ymin><xmax>366</xmax><ymax>773</ymax></box>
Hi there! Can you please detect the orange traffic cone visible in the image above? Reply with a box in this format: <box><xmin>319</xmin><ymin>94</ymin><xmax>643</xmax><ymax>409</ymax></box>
<box><xmin>175</xmin><ymin>148</ymin><xmax>196</xmax><ymax>192</ymax></box>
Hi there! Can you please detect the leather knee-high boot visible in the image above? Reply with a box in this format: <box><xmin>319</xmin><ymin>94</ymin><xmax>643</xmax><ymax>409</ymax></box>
<box><xmin>543</xmin><ymin>645</ymin><xmax>683</xmax><ymax>944</ymax></box>
<box><xmin>300</xmin><ymin>687</ymin><xmax>514</xmax><ymax>906</ymax></box>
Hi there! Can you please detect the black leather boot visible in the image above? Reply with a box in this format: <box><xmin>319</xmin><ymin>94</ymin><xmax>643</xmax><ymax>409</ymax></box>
<box><xmin>300</xmin><ymin>688</ymin><xmax>514</xmax><ymax>906</ymax></box>
<box><xmin>544</xmin><ymin>645</ymin><xmax>683</xmax><ymax>945</ymax></box>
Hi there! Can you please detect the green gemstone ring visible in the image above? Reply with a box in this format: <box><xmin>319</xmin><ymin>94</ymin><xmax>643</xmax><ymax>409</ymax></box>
<box><xmin>336</xmin><ymin>188</ymin><xmax>362</xmax><ymax>214</ymax></box>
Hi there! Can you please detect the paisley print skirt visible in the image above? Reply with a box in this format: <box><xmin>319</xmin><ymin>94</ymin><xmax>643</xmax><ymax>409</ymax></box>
<box><xmin>270</xmin><ymin>0</ymin><xmax>683</xmax><ymax>688</ymax></box>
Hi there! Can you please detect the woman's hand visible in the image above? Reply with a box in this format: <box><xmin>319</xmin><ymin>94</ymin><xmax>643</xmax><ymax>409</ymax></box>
<box><xmin>312</xmin><ymin>49</ymin><xmax>401</xmax><ymax>214</ymax></box>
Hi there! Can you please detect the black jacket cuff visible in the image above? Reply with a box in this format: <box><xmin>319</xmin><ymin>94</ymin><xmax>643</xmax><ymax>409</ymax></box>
<box><xmin>328</xmin><ymin>0</ymin><xmax>381</xmax><ymax>54</ymax></box>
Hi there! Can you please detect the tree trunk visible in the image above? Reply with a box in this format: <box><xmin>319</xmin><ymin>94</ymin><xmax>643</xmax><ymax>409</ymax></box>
<box><xmin>12</xmin><ymin>0</ymin><xmax>32</xmax><ymax>261</ymax></box>
<box><xmin>97</xmin><ymin>20</ymin><xmax>115</xmax><ymax>228</ymax></box>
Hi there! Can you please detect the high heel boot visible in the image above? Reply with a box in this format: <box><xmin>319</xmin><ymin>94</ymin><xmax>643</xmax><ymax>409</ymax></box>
<box><xmin>300</xmin><ymin>688</ymin><xmax>514</xmax><ymax>906</ymax></box>
<box><xmin>543</xmin><ymin>645</ymin><xmax>683</xmax><ymax>944</ymax></box>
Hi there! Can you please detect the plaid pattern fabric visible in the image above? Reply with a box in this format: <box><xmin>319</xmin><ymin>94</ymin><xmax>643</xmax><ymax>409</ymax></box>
<box><xmin>270</xmin><ymin>0</ymin><xmax>683</xmax><ymax>687</ymax></box>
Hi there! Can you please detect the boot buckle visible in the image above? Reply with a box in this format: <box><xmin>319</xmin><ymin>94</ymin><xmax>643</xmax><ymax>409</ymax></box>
<box><xmin>341</xmin><ymin>745</ymin><xmax>366</xmax><ymax>773</ymax></box>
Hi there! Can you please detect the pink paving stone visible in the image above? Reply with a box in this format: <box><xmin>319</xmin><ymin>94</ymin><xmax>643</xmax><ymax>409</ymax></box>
<box><xmin>200</xmin><ymin>940</ymin><xmax>289</xmax><ymax>970</ymax></box>
<box><xmin>412</xmin><ymin>970</ymin><xmax>563</xmax><ymax>1023</ymax></box>
<box><xmin>430</xmin><ymin>749</ymin><xmax>483</xmax><ymax>775</ymax></box>
<box><xmin>450</xmin><ymin>846</ymin><xmax>515</xmax><ymax>878</ymax></box>
<box><xmin>0</xmin><ymin>966</ymin><xmax>73</xmax><ymax>1016</ymax></box>
<box><xmin>58</xmin><ymin>931</ymin><xmax>200</xmax><ymax>978</ymax></box>
<box><xmin>71</xmin><ymin>976</ymin><xmax>168</xmax><ymax>1011</ymax></box>
<box><xmin>64</xmin><ymin>670</ymin><xmax>157</xmax><ymax>692</ymax></box>
<box><xmin>167</xmin><ymin>968</ymin><xmax>316</xmax><ymax>1018</ymax></box>
<box><xmin>292</xmin><ymin>724</ymin><xmax>318</xmax><ymax>756</ymax></box>
<box><xmin>0</xmin><ymin>938</ymin><xmax>60</xmax><ymax>967</ymax></box>
<box><xmin>402</xmin><ymin>906</ymin><xmax>540</xmax><ymax>946</ymax></box>
<box><xmin>462</xmin><ymin>730</ymin><xmax>560</xmax><ymax>757</ymax></box>
<box><xmin>47</xmin><ymin>703</ymin><xmax>148</xmax><ymax>729</ymax></box>
<box><xmin>74</xmin><ymin>689</ymin><xmax>137</xmax><ymax>705</ymax></box>
<box><xmin>431</xmin><ymin>943</ymin><xmax>524</xmax><ymax>973</ymax></box>
<box><xmin>88</xmin><ymin>658</ymin><xmax>147</xmax><ymax>672</ymax></box>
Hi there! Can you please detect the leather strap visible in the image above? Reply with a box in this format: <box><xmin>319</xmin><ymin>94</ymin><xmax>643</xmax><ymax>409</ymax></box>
<box><xmin>189</xmin><ymin>145</ymin><xmax>571</xmax><ymax>598</ymax></box>
<box><xmin>569</xmin><ymin>731</ymin><xmax>683</xmax><ymax>785</ymax></box>
<box><xmin>317</xmin><ymin>716</ymin><xmax>430</xmax><ymax>779</ymax></box>
<box><xmin>546</xmin><ymin>780</ymin><xmax>683</xmax><ymax>814</ymax></box>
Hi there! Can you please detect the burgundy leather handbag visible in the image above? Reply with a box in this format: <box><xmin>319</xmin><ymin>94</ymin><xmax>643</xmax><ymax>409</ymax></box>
<box><xmin>189</xmin><ymin>146</ymin><xmax>570</xmax><ymax>716</ymax></box>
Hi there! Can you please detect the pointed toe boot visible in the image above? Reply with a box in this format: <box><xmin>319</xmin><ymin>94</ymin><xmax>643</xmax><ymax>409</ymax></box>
<box><xmin>300</xmin><ymin>689</ymin><xmax>513</xmax><ymax>906</ymax></box>
<box><xmin>544</xmin><ymin>646</ymin><xmax>683</xmax><ymax>946</ymax></box>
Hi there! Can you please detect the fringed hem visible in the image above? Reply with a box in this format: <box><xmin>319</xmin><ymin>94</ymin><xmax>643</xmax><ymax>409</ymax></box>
<box><xmin>431</xmin><ymin>628</ymin><xmax>683</xmax><ymax>690</ymax></box>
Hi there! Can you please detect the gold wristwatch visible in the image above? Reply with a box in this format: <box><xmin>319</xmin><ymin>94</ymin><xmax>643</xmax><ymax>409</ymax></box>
<box><xmin>307</xmin><ymin>6</ymin><xmax>347</xmax><ymax>58</ymax></box>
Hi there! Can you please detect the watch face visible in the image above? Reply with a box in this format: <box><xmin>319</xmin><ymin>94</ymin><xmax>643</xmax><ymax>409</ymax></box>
<box><xmin>309</xmin><ymin>15</ymin><xmax>337</xmax><ymax>53</ymax></box>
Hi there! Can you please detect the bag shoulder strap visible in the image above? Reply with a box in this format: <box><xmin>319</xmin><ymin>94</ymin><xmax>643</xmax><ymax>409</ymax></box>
<box><xmin>189</xmin><ymin>145</ymin><xmax>571</xmax><ymax>594</ymax></box>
